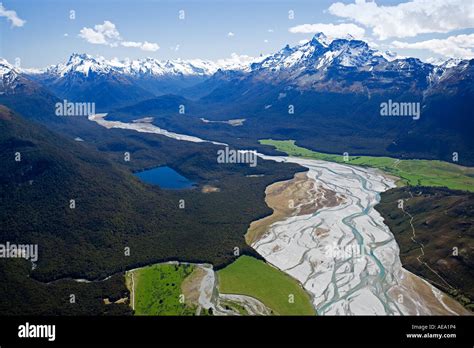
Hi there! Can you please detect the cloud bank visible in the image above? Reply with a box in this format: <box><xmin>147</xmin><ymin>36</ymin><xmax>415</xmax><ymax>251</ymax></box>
<box><xmin>393</xmin><ymin>34</ymin><xmax>474</xmax><ymax>59</ymax></box>
<box><xmin>328</xmin><ymin>0</ymin><xmax>474</xmax><ymax>40</ymax></box>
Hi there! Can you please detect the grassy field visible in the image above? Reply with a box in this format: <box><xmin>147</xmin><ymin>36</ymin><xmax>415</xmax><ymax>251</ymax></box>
<box><xmin>217</xmin><ymin>256</ymin><xmax>315</xmax><ymax>315</ymax></box>
<box><xmin>260</xmin><ymin>139</ymin><xmax>474</xmax><ymax>192</ymax></box>
<box><xmin>128</xmin><ymin>263</ymin><xmax>196</xmax><ymax>316</ymax></box>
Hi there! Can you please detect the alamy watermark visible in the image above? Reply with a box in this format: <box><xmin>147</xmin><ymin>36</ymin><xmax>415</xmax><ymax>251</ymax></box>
<box><xmin>18</xmin><ymin>322</ymin><xmax>55</xmax><ymax>341</ymax></box>
<box><xmin>380</xmin><ymin>99</ymin><xmax>420</xmax><ymax>120</ymax></box>
<box><xmin>55</xmin><ymin>99</ymin><xmax>96</xmax><ymax>117</ymax></box>
<box><xmin>0</xmin><ymin>242</ymin><xmax>38</xmax><ymax>262</ymax></box>
<box><xmin>217</xmin><ymin>147</ymin><xmax>258</xmax><ymax>167</ymax></box>
<box><xmin>324</xmin><ymin>242</ymin><xmax>365</xmax><ymax>262</ymax></box>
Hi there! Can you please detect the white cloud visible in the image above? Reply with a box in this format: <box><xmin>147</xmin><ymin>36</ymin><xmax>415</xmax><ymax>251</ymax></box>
<box><xmin>299</xmin><ymin>39</ymin><xmax>310</xmax><ymax>45</ymax></box>
<box><xmin>392</xmin><ymin>34</ymin><xmax>474</xmax><ymax>58</ymax></box>
<box><xmin>93</xmin><ymin>20</ymin><xmax>121</xmax><ymax>40</ymax></box>
<box><xmin>79</xmin><ymin>20</ymin><xmax>159</xmax><ymax>51</ymax></box>
<box><xmin>121</xmin><ymin>41</ymin><xmax>159</xmax><ymax>51</ymax></box>
<box><xmin>79</xmin><ymin>27</ymin><xmax>109</xmax><ymax>44</ymax></box>
<box><xmin>79</xmin><ymin>21</ymin><xmax>121</xmax><ymax>46</ymax></box>
<box><xmin>227</xmin><ymin>32</ymin><xmax>235</xmax><ymax>37</ymax></box>
<box><xmin>329</xmin><ymin>0</ymin><xmax>474</xmax><ymax>40</ymax></box>
<box><xmin>288</xmin><ymin>23</ymin><xmax>366</xmax><ymax>40</ymax></box>
<box><xmin>0</xmin><ymin>2</ymin><xmax>26</xmax><ymax>27</ymax></box>
<box><xmin>267</xmin><ymin>29</ymin><xmax>274</xmax><ymax>33</ymax></box>
<box><xmin>121</xmin><ymin>41</ymin><xmax>142</xmax><ymax>48</ymax></box>
<box><xmin>140</xmin><ymin>41</ymin><xmax>160</xmax><ymax>52</ymax></box>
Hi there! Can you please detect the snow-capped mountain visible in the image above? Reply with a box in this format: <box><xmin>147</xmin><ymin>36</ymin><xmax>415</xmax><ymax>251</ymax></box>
<box><xmin>238</xmin><ymin>33</ymin><xmax>470</xmax><ymax>95</ymax></box>
<box><xmin>122</xmin><ymin>58</ymin><xmax>218</xmax><ymax>76</ymax></box>
<box><xmin>0</xmin><ymin>58</ymin><xmax>21</xmax><ymax>94</ymax></box>
<box><xmin>26</xmin><ymin>54</ymin><xmax>154</xmax><ymax>109</ymax></box>
<box><xmin>31</xmin><ymin>52</ymin><xmax>259</xmax><ymax>79</ymax></box>
<box><xmin>429</xmin><ymin>58</ymin><xmax>471</xmax><ymax>83</ymax></box>
<box><xmin>0</xmin><ymin>58</ymin><xmax>49</xmax><ymax>97</ymax></box>
<box><xmin>43</xmin><ymin>53</ymin><xmax>114</xmax><ymax>77</ymax></box>
<box><xmin>251</xmin><ymin>32</ymin><xmax>386</xmax><ymax>72</ymax></box>
<box><xmin>0</xmin><ymin>58</ymin><xmax>62</xmax><ymax>123</ymax></box>
<box><xmin>249</xmin><ymin>32</ymin><xmax>464</xmax><ymax>76</ymax></box>
<box><xmin>427</xmin><ymin>58</ymin><xmax>473</xmax><ymax>97</ymax></box>
<box><xmin>20</xmin><ymin>53</ymin><xmax>264</xmax><ymax>107</ymax></box>
<box><xmin>42</xmin><ymin>53</ymin><xmax>217</xmax><ymax>77</ymax></box>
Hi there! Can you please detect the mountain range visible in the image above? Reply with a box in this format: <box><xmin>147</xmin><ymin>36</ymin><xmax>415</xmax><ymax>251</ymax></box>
<box><xmin>1</xmin><ymin>32</ymin><xmax>473</xmax><ymax>164</ymax></box>
<box><xmin>2</xmin><ymin>33</ymin><xmax>471</xmax><ymax>106</ymax></box>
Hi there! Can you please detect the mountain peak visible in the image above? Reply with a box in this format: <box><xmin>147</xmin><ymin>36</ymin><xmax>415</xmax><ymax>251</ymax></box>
<box><xmin>441</xmin><ymin>58</ymin><xmax>466</xmax><ymax>68</ymax></box>
<box><xmin>0</xmin><ymin>57</ymin><xmax>14</xmax><ymax>67</ymax></box>
<box><xmin>310</xmin><ymin>32</ymin><xmax>331</xmax><ymax>47</ymax></box>
<box><xmin>49</xmin><ymin>53</ymin><xmax>112</xmax><ymax>77</ymax></box>
<box><xmin>68</xmin><ymin>52</ymin><xmax>96</xmax><ymax>62</ymax></box>
<box><xmin>329</xmin><ymin>38</ymin><xmax>369</xmax><ymax>50</ymax></box>
<box><xmin>309</xmin><ymin>32</ymin><xmax>360</xmax><ymax>47</ymax></box>
<box><xmin>0</xmin><ymin>58</ymin><xmax>19</xmax><ymax>79</ymax></box>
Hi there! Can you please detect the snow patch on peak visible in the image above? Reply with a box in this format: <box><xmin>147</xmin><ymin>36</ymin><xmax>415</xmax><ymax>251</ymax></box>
<box><xmin>0</xmin><ymin>58</ymin><xmax>16</xmax><ymax>75</ymax></box>
<box><xmin>47</xmin><ymin>53</ymin><xmax>112</xmax><ymax>77</ymax></box>
<box><xmin>311</xmin><ymin>32</ymin><xmax>332</xmax><ymax>47</ymax></box>
<box><xmin>0</xmin><ymin>58</ymin><xmax>22</xmax><ymax>94</ymax></box>
<box><xmin>442</xmin><ymin>58</ymin><xmax>465</xmax><ymax>69</ymax></box>
<box><xmin>373</xmin><ymin>50</ymin><xmax>398</xmax><ymax>62</ymax></box>
<box><xmin>0</xmin><ymin>59</ymin><xmax>22</xmax><ymax>80</ymax></box>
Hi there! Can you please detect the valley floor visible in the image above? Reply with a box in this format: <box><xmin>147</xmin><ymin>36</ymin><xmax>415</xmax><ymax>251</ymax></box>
<box><xmin>89</xmin><ymin>114</ymin><xmax>471</xmax><ymax>316</ymax></box>
<box><xmin>260</xmin><ymin>139</ymin><xmax>474</xmax><ymax>192</ymax></box>
<box><xmin>251</xmin><ymin>155</ymin><xmax>469</xmax><ymax>315</ymax></box>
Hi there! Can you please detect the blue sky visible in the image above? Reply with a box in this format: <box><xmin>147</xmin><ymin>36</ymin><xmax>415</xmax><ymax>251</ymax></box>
<box><xmin>1</xmin><ymin>0</ymin><xmax>473</xmax><ymax>67</ymax></box>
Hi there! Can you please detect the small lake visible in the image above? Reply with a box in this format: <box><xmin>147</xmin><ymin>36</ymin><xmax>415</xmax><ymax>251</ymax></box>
<box><xmin>134</xmin><ymin>166</ymin><xmax>195</xmax><ymax>189</ymax></box>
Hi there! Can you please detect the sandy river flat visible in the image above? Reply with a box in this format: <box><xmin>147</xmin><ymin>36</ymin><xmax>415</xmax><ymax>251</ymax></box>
<box><xmin>253</xmin><ymin>155</ymin><xmax>469</xmax><ymax>315</ymax></box>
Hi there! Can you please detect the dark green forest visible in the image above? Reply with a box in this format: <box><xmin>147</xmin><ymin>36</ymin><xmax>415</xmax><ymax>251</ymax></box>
<box><xmin>0</xmin><ymin>105</ymin><xmax>302</xmax><ymax>314</ymax></box>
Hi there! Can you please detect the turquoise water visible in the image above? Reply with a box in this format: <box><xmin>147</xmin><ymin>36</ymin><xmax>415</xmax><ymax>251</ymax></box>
<box><xmin>134</xmin><ymin>166</ymin><xmax>195</xmax><ymax>189</ymax></box>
